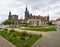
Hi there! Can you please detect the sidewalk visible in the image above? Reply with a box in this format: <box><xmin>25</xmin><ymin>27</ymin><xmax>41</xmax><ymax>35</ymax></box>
<box><xmin>0</xmin><ymin>36</ymin><xmax>16</xmax><ymax>47</ymax></box>
<box><xmin>31</xmin><ymin>30</ymin><xmax>60</xmax><ymax>47</ymax></box>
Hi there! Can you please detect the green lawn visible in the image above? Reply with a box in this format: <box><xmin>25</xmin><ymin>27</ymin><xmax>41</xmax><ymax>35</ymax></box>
<box><xmin>0</xmin><ymin>29</ymin><xmax>41</xmax><ymax>47</ymax></box>
<box><xmin>23</xmin><ymin>26</ymin><xmax>56</xmax><ymax>32</ymax></box>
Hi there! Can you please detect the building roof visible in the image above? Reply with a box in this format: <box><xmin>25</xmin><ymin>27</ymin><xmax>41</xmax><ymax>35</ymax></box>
<box><xmin>50</xmin><ymin>18</ymin><xmax>60</xmax><ymax>22</ymax></box>
<box><xmin>56</xmin><ymin>18</ymin><xmax>60</xmax><ymax>21</ymax></box>
<box><xmin>51</xmin><ymin>20</ymin><xmax>56</xmax><ymax>22</ymax></box>
<box><xmin>19</xmin><ymin>19</ymin><xmax>25</xmax><ymax>21</ymax></box>
<box><xmin>30</xmin><ymin>16</ymin><xmax>47</xmax><ymax>19</ymax></box>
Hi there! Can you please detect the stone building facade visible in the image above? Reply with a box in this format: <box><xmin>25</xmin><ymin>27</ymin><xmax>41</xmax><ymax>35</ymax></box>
<box><xmin>8</xmin><ymin>11</ymin><xmax>18</xmax><ymax>26</ymax></box>
<box><xmin>25</xmin><ymin>6</ymin><xmax>49</xmax><ymax>26</ymax></box>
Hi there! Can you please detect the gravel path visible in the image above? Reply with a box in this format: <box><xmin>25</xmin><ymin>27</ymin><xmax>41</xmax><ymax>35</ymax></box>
<box><xmin>0</xmin><ymin>36</ymin><xmax>16</xmax><ymax>47</ymax></box>
<box><xmin>31</xmin><ymin>29</ymin><xmax>60</xmax><ymax>47</ymax></box>
<box><xmin>7</xmin><ymin>28</ymin><xmax>51</xmax><ymax>35</ymax></box>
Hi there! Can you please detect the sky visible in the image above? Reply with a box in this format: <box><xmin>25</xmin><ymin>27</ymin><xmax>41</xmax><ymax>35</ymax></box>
<box><xmin>0</xmin><ymin>0</ymin><xmax>60</xmax><ymax>23</ymax></box>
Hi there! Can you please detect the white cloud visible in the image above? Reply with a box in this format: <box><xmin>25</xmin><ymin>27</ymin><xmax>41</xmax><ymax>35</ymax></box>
<box><xmin>0</xmin><ymin>0</ymin><xmax>60</xmax><ymax>23</ymax></box>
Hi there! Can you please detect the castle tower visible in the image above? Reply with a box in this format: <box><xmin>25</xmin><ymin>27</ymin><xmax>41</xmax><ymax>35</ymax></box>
<box><xmin>25</xmin><ymin>6</ymin><xmax>29</xmax><ymax>20</ymax></box>
<box><xmin>8</xmin><ymin>11</ymin><xmax>11</xmax><ymax>20</ymax></box>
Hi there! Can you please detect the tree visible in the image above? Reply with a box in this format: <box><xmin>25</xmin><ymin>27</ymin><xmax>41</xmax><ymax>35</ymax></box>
<box><xmin>3</xmin><ymin>20</ymin><xmax>14</xmax><ymax>25</ymax></box>
<box><xmin>48</xmin><ymin>22</ymin><xmax>52</xmax><ymax>25</ymax></box>
<box><xmin>19</xmin><ymin>21</ymin><xmax>28</xmax><ymax>26</ymax></box>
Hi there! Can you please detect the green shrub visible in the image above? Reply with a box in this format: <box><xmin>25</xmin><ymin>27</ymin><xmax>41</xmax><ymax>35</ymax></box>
<box><xmin>10</xmin><ymin>29</ymin><xmax>15</xmax><ymax>32</ymax></box>
<box><xmin>8</xmin><ymin>29</ymin><xmax>17</xmax><ymax>37</ymax></box>
<box><xmin>21</xmin><ymin>31</ymin><xmax>27</xmax><ymax>36</ymax></box>
<box><xmin>4</xmin><ymin>28</ymin><xmax>8</xmax><ymax>31</ymax></box>
<box><xmin>3</xmin><ymin>28</ymin><xmax>8</xmax><ymax>33</ymax></box>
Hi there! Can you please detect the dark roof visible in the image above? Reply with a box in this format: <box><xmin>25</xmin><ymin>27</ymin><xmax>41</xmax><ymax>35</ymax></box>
<box><xmin>56</xmin><ymin>18</ymin><xmax>60</xmax><ymax>21</ymax></box>
<box><xmin>30</xmin><ymin>16</ymin><xmax>47</xmax><ymax>19</ymax></box>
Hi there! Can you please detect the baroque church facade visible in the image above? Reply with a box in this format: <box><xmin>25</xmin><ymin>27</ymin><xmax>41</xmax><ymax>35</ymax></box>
<box><xmin>8</xmin><ymin>6</ymin><xmax>49</xmax><ymax>26</ymax></box>
<box><xmin>25</xmin><ymin>6</ymin><xmax>49</xmax><ymax>26</ymax></box>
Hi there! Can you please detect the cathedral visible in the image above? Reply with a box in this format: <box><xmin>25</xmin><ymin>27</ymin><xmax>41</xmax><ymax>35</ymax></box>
<box><xmin>24</xmin><ymin>6</ymin><xmax>49</xmax><ymax>26</ymax></box>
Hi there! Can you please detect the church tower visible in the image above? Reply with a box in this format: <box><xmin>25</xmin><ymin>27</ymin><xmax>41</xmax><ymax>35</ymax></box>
<box><xmin>8</xmin><ymin>11</ymin><xmax>11</xmax><ymax>20</ymax></box>
<box><xmin>25</xmin><ymin>6</ymin><xmax>29</xmax><ymax>20</ymax></box>
<box><xmin>47</xmin><ymin>14</ymin><xmax>49</xmax><ymax>21</ymax></box>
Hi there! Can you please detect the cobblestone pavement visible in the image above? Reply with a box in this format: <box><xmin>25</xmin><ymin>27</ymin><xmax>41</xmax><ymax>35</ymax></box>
<box><xmin>0</xmin><ymin>36</ymin><xmax>16</xmax><ymax>47</ymax></box>
<box><xmin>31</xmin><ymin>28</ymin><xmax>60</xmax><ymax>47</ymax></box>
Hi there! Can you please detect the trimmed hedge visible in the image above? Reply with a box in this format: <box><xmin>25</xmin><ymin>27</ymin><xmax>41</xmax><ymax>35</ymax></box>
<box><xmin>24</xmin><ymin>27</ymin><xmax>56</xmax><ymax>32</ymax></box>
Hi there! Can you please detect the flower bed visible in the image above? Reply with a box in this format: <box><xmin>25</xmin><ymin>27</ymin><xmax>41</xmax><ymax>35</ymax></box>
<box><xmin>0</xmin><ymin>29</ymin><xmax>42</xmax><ymax>47</ymax></box>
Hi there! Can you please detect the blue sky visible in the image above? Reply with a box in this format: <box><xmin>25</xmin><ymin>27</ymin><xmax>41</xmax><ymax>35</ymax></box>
<box><xmin>0</xmin><ymin>0</ymin><xmax>60</xmax><ymax>23</ymax></box>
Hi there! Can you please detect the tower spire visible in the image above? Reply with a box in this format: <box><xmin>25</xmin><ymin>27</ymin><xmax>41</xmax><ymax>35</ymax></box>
<box><xmin>25</xmin><ymin>5</ymin><xmax>29</xmax><ymax>20</ymax></box>
<box><xmin>9</xmin><ymin>11</ymin><xmax>11</xmax><ymax>20</ymax></box>
<box><xmin>9</xmin><ymin>11</ymin><xmax>11</xmax><ymax>16</ymax></box>
<box><xmin>26</xmin><ymin>5</ymin><xmax>28</xmax><ymax>11</ymax></box>
<box><xmin>47</xmin><ymin>14</ymin><xmax>49</xmax><ymax>21</ymax></box>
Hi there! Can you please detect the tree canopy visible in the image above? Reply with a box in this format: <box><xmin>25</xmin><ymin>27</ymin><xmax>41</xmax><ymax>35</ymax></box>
<box><xmin>3</xmin><ymin>20</ymin><xmax>14</xmax><ymax>25</ymax></box>
<box><xmin>48</xmin><ymin>22</ymin><xmax>52</xmax><ymax>25</ymax></box>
